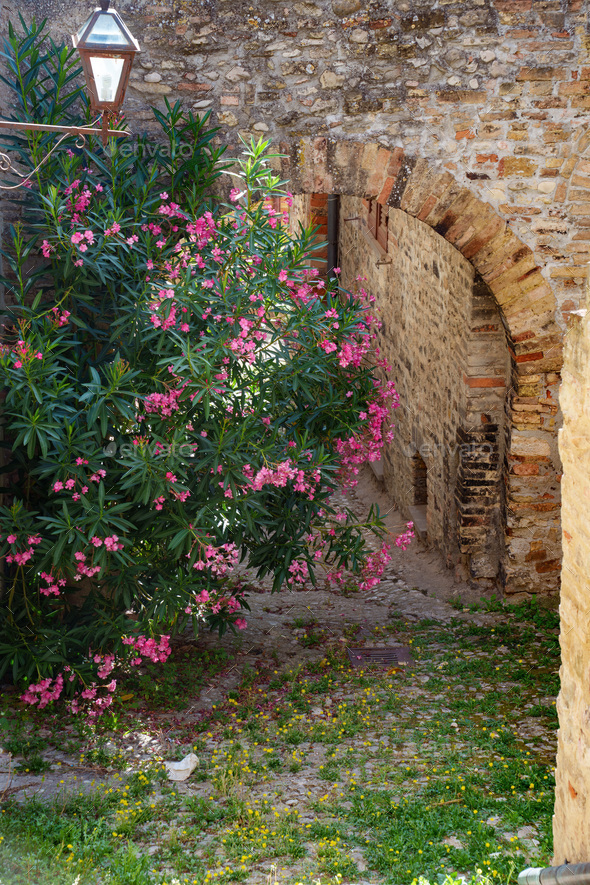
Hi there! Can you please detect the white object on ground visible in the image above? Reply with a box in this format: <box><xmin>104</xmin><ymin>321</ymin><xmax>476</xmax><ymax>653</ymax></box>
<box><xmin>163</xmin><ymin>753</ymin><xmax>199</xmax><ymax>782</ymax></box>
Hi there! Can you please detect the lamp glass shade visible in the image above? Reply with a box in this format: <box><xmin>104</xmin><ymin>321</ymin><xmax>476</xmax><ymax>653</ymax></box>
<box><xmin>82</xmin><ymin>12</ymin><xmax>129</xmax><ymax>46</ymax></box>
<box><xmin>90</xmin><ymin>55</ymin><xmax>125</xmax><ymax>102</ymax></box>
<box><xmin>72</xmin><ymin>4</ymin><xmax>140</xmax><ymax>114</ymax></box>
<box><xmin>73</xmin><ymin>7</ymin><xmax>140</xmax><ymax>53</ymax></box>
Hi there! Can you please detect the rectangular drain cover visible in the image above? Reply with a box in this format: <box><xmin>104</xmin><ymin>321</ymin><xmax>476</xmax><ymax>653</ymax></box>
<box><xmin>347</xmin><ymin>646</ymin><xmax>413</xmax><ymax>668</ymax></box>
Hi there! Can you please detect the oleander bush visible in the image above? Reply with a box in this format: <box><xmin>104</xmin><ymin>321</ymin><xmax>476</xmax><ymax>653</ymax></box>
<box><xmin>0</xmin><ymin>18</ymin><xmax>408</xmax><ymax>715</ymax></box>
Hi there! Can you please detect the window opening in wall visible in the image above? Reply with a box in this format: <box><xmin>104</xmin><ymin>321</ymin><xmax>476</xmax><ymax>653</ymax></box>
<box><xmin>309</xmin><ymin>193</ymin><xmax>329</xmax><ymax>279</ymax></box>
<box><xmin>268</xmin><ymin>195</ymin><xmax>289</xmax><ymax>221</ymax></box>
<box><xmin>408</xmin><ymin>452</ymin><xmax>428</xmax><ymax>540</ymax></box>
<box><xmin>412</xmin><ymin>453</ymin><xmax>428</xmax><ymax>505</ymax></box>
<box><xmin>362</xmin><ymin>198</ymin><xmax>388</xmax><ymax>250</ymax></box>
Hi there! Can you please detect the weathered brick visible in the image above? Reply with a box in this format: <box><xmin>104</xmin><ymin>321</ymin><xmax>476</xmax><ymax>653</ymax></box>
<box><xmin>498</xmin><ymin>157</ymin><xmax>538</xmax><ymax>176</ymax></box>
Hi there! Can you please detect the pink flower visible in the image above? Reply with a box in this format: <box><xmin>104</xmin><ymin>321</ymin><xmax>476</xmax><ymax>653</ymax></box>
<box><xmin>84</xmin><ymin>230</ymin><xmax>94</xmax><ymax>243</ymax></box>
<box><xmin>6</xmin><ymin>534</ymin><xmax>16</xmax><ymax>544</ymax></box>
<box><xmin>53</xmin><ymin>481</ymin><xmax>64</xmax><ymax>492</ymax></box>
<box><xmin>71</xmin><ymin>232</ymin><xmax>84</xmax><ymax>245</ymax></box>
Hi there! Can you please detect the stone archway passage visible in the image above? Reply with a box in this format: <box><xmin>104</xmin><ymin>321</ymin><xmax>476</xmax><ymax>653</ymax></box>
<box><xmin>283</xmin><ymin>138</ymin><xmax>562</xmax><ymax>596</ymax></box>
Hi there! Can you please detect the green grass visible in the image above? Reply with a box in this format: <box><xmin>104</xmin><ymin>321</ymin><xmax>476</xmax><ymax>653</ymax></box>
<box><xmin>0</xmin><ymin>600</ymin><xmax>559</xmax><ymax>885</ymax></box>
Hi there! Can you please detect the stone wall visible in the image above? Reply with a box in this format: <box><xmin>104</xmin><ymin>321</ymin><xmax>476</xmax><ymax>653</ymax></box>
<box><xmin>1</xmin><ymin>0</ymin><xmax>573</xmax><ymax>593</ymax></box>
<box><xmin>6</xmin><ymin>0</ymin><xmax>590</xmax><ymax>322</ymax></box>
<box><xmin>284</xmin><ymin>137</ymin><xmax>563</xmax><ymax>595</ymax></box>
<box><xmin>337</xmin><ymin>198</ymin><xmax>510</xmax><ymax>586</ymax></box>
<box><xmin>553</xmin><ymin>299</ymin><xmax>590</xmax><ymax>862</ymax></box>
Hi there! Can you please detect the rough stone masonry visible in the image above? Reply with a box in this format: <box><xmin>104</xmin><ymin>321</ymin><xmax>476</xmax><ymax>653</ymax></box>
<box><xmin>4</xmin><ymin>0</ymin><xmax>590</xmax><ymax>595</ymax></box>
<box><xmin>554</xmin><ymin>296</ymin><xmax>590</xmax><ymax>863</ymax></box>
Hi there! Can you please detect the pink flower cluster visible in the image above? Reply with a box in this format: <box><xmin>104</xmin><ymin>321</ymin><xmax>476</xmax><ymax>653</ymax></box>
<box><xmin>71</xmin><ymin>230</ymin><xmax>94</xmax><ymax>253</ymax></box>
<box><xmin>21</xmin><ymin>631</ymin><xmax>173</xmax><ymax>717</ymax></box>
<box><xmin>288</xmin><ymin>560</ymin><xmax>309</xmax><ymax>586</ymax></box>
<box><xmin>21</xmin><ymin>673</ymin><xmax>64</xmax><ymax>709</ymax></box>
<box><xmin>358</xmin><ymin>543</ymin><xmax>392</xmax><ymax>591</ymax></box>
<box><xmin>185</xmin><ymin>587</ymin><xmax>247</xmax><ymax>629</ymax></box>
<box><xmin>158</xmin><ymin>198</ymin><xmax>183</xmax><ymax>219</ymax></box>
<box><xmin>5</xmin><ymin>533</ymin><xmax>42</xmax><ymax>566</ymax></box>
<box><xmin>69</xmin><ymin>671</ymin><xmax>118</xmax><ymax>717</ymax></box>
<box><xmin>335</xmin><ymin>379</ymin><xmax>399</xmax><ymax>488</ymax></box>
<box><xmin>74</xmin><ymin>551</ymin><xmax>101</xmax><ymax>581</ymax></box>
<box><xmin>395</xmin><ymin>522</ymin><xmax>415</xmax><ymax>551</ymax></box>
<box><xmin>52</xmin><ymin>467</ymin><xmax>106</xmax><ymax>501</ymax></box>
<box><xmin>39</xmin><ymin>571</ymin><xmax>66</xmax><ymax>597</ymax></box>
<box><xmin>122</xmin><ymin>633</ymin><xmax>171</xmax><ymax>665</ymax></box>
<box><xmin>242</xmin><ymin>459</ymin><xmax>320</xmax><ymax>501</ymax></box>
<box><xmin>104</xmin><ymin>222</ymin><xmax>121</xmax><ymax>237</ymax></box>
<box><xmin>64</xmin><ymin>179</ymin><xmax>92</xmax><ymax>223</ymax></box>
<box><xmin>144</xmin><ymin>387</ymin><xmax>184</xmax><ymax>417</ymax></box>
<box><xmin>11</xmin><ymin>339</ymin><xmax>43</xmax><ymax>370</ymax></box>
<box><xmin>50</xmin><ymin>306</ymin><xmax>71</xmax><ymax>327</ymax></box>
<box><xmin>149</xmin><ymin>287</ymin><xmax>177</xmax><ymax>330</ymax></box>
<box><xmin>186</xmin><ymin>211</ymin><xmax>216</xmax><ymax>249</ymax></box>
<box><xmin>192</xmin><ymin>541</ymin><xmax>239</xmax><ymax>577</ymax></box>
<box><xmin>94</xmin><ymin>652</ymin><xmax>116</xmax><ymax>679</ymax></box>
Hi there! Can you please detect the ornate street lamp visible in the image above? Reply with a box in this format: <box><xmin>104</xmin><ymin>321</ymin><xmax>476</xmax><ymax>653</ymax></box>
<box><xmin>0</xmin><ymin>0</ymin><xmax>140</xmax><ymax>189</ymax></box>
<box><xmin>72</xmin><ymin>0</ymin><xmax>140</xmax><ymax>139</ymax></box>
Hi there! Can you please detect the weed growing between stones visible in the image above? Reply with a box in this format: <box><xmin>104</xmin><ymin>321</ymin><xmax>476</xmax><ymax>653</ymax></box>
<box><xmin>0</xmin><ymin>600</ymin><xmax>558</xmax><ymax>885</ymax></box>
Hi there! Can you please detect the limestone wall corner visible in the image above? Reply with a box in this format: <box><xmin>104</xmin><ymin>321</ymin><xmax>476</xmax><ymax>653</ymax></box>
<box><xmin>554</xmin><ymin>291</ymin><xmax>590</xmax><ymax>862</ymax></box>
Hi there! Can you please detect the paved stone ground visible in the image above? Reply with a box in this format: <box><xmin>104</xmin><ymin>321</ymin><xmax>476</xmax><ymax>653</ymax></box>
<box><xmin>0</xmin><ymin>467</ymin><xmax>502</xmax><ymax>805</ymax></box>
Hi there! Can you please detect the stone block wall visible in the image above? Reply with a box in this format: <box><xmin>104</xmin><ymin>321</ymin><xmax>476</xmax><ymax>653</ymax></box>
<box><xmin>337</xmin><ymin>198</ymin><xmax>509</xmax><ymax>586</ymax></box>
<box><xmin>554</xmin><ymin>301</ymin><xmax>590</xmax><ymax>862</ymax></box>
<box><xmin>0</xmin><ymin>0</ymin><xmax>573</xmax><ymax>594</ymax></box>
<box><xmin>283</xmin><ymin>140</ymin><xmax>563</xmax><ymax>596</ymax></box>
<box><xmin>5</xmin><ymin>0</ymin><xmax>590</xmax><ymax>322</ymax></box>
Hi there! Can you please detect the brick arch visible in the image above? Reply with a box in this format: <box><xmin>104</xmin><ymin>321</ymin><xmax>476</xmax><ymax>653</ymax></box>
<box><xmin>282</xmin><ymin>138</ymin><xmax>562</xmax><ymax>596</ymax></box>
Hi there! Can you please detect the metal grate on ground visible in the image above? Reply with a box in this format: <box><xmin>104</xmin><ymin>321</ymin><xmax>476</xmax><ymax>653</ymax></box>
<box><xmin>346</xmin><ymin>646</ymin><xmax>413</xmax><ymax>668</ymax></box>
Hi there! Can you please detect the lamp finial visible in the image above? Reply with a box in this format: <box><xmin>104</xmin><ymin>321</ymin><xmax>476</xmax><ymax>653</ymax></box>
<box><xmin>99</xmin><ymin>0</ymin><xmax>110</xmax><ymax>10</ymax></box>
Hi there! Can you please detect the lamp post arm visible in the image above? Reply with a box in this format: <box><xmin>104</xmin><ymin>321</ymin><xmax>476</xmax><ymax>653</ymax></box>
<box><xmin>0</xmin><ymin>120</ymin><xmax>130</xmax><ymax>138</ymax></box>
<box><xmin>0</xmin><ymin>119</ymin><xmax>131</xmax><ymax>190</ymax></box>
